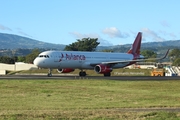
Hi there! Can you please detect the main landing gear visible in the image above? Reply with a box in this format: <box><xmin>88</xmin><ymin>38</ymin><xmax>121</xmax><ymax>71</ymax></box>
<box><xmin>46</xmin><ymin>69</ymin><xmax>110</xmax><ymax>77</ymax></box>
<box><xmin>79</xmin><ymin>70</ymin><xmax>86</xmax><ymax>76</ymax></box>
<box><xmin>47</xmin><ymin>68</ymin><xmax>52</xmax><ymax>77</ymax></box>
<box><xmin>104</xmin><ymin>72</ymin><xmax>111</xmax><ymax>77</ymax></box>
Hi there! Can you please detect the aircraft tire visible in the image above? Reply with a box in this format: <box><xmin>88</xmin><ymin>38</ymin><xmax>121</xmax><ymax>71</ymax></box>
<box><xmin>104</xmin><ymin>72</ymin><xmax>111</xmax><ymax>77</ymax></box>
<box><xmin>79</xmin><ymin>71</ymin><xmax>86</xmax><ymax>76</ymax></box>
<box><xmin>47</xmin><ymin>73</ymin><xmax>52</xmax><ymax>77</ymax></box>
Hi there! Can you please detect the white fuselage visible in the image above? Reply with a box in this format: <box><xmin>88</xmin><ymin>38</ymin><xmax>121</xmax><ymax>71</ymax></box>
<box><xmin>33</xmin><ymin>51</ymin><xmax>134</xmax><ymax>70</ymax></box>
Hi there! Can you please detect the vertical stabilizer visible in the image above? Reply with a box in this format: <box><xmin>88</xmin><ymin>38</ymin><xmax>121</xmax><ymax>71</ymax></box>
<box><xmin>127</xmin><ymin>32</ymin><xmax>142</xmax><ymax>57</ymax></box>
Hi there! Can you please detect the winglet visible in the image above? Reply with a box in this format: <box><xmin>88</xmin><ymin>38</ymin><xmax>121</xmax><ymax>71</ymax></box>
<box><xmin>141</xmin><ymin>49</ymin><xmax>170</xmax><ymax>61</ymax></box>
<box><xmin>160</xmin><ymin>49</ymin><xmax>170</xmax><ymax>60</ymax></box>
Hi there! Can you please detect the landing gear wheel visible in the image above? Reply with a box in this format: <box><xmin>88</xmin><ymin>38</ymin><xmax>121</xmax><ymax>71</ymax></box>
<box><xmin>47</xmin><ymin>69</ymin><xmax>52</xmax><ymax>77</ymax></box>
<box><xmin>47</xmin><ymin>73</ymin><xmax>52</xmax><ymax>77</ymax></box>
<box><xmin>79</xmin><ymin>71</ymin><xmax>87</xmax><ymax>76</ymax></box>
<box><xmin>104</xmin><ymin>72</ymin><xmax>111</xmax><ymax>77</ymax></box>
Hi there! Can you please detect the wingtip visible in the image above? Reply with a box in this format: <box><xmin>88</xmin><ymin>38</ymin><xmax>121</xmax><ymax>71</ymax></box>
<box><xmin>166</xmin><ymin>49</ymin><xmax>170</xmax><ymax>55</ymax></box>
<box><xmin>163</xmin><ymin>49</ymin><xmax>170</xmax><ymax>59</ymax></box>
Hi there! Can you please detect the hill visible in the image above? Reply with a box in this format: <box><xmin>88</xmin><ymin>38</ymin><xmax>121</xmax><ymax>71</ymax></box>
<box><xmin>0</xmin><ymin>33</ymin><xmax>65</xmax><ymax>50</ymax></box>
<box><xmin>0</xmin><ymin>32</ymin><xmax>179</xmax><ymax>57</ymax></box>
<box><xmin>105</xmin><ymin>40</ymin><xmax>180</xmax><ymax>50</ymax></box>
<box><xmin>97</xmin><ymin>40</ymin><xmax>180</xmax><ymax>53</ymax></box>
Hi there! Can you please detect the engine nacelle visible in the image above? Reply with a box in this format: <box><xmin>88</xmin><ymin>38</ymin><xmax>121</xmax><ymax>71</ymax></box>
<box><xmin>57</xmin><ymin>68</ymin><xmax>74</xmax><ymax>73</ymax></box>
<box><xmin>94</xmin><ymin>64</ymin><xmax>112</xmax><ymax>74</ymax></box>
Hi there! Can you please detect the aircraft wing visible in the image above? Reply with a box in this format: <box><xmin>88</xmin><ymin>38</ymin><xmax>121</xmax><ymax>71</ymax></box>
<box><xmin>100</xmin><ymin>49</ymin><xmax>169</xmax><ymax>65</ymax></box>
<box><xmin>90</xmin><ymin>62</ymin><xmax>102</xmax><ymax>66</ymax></box>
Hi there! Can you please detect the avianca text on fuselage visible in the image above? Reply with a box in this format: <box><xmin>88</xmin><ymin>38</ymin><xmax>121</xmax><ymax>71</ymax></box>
<box><xmin>64</xmin><ymin>53</ymin><xmax>86</xmax><ymax>61</ymax></box>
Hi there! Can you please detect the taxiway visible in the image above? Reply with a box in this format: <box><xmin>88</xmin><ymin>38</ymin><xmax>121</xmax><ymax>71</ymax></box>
<box><xmin>0</xmin><ymin>75</ymin><xmax>180</xmax><ymax>80</ymax></box>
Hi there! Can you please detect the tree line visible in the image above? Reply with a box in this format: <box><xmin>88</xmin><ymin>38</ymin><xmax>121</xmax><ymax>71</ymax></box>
<box><xmin>0</xmin><ymin>49</ymin><xmax>40</xmax><ymax>64</ymax></box>
<box><xmin>168</xmin><ymin>48</ymin><xmax>180</xmax><ymax>66</ymax></box>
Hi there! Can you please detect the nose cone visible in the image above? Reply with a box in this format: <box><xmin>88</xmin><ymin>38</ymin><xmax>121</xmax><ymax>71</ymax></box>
<box><xmin>33</xmin><ymin>58</ymin><xmax>46</xmax><ymax>68</ymax></box>
<box><xmin>33</xmin><ymin>58</ymin><xmax>40</xmax><ymax>66</ymax></box>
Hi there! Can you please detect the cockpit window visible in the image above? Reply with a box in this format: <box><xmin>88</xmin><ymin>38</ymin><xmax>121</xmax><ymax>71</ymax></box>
<box><xmin>44</xmin><ymin>55</ymin><xmax>49</xmax><ymax>58</ymax></box>
<box><xmin>38</xmin><ymin>55</ymin><xmax>50</xmax><ymax>58</ymax></box>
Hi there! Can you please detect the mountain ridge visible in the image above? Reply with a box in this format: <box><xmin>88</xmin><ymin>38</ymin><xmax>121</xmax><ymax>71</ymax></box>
<box><xmin>0</xmin><ymin>32</ymin><xmax>179</xmax><ymax>50</ymax></box>
<box><xmin>0</xmin><ymin>33</ymin><xmax>64</xmax><ymax>50</ymax></box>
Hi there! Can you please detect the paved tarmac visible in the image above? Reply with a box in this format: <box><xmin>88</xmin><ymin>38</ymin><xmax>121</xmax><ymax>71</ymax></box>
<box><xmin>0</xmin><ymin>75</ymin><xmax>180</xmax><ymax>80</ymax></box>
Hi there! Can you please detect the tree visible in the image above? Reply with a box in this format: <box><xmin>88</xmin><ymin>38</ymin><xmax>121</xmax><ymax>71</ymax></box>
<box><xmin>0</xmin><ymin>56</ymin><xmax>15</xmax><ymax>64</ymax></box>
<box><xmin>17</xmin><ymin>56</ymin><xmax>26</xmax><ymax>62</ymax></box>
<box><xmin>168</xmin><ymin>48</ymin><xmax>180</xmax><ymax>66</ymax></box>
<box><xmin>64</xmin><ymin>38</ymin><xmax>100</xmax><ymax>51</ymax></box>
<box><xmin>140</xmin><ymin>50</ymin><xmax>157</xmax><ymax>62</ymax></box>
<box><xmin>25</xmin><ymin>49</ymin><xmax>40</xmax><ymax>63</ymax></box>
<box><xmin>101</xmin><ymin>49</ymin><xmax>113</xmax><ymax>52</ymax></box>
<box><xmin>141</xmin><ymin>50</ymin><xmax>157</xmax><ymax>58</ymax></box>
<box><xmin>168</xmin><ymin>48</ymin><xmax>180</xmax><ymax>61</ymax></box>
<box><xmin>173</xmin><ymin>58</ymin><xmax>180</xmax><ymax>66</ymax></box>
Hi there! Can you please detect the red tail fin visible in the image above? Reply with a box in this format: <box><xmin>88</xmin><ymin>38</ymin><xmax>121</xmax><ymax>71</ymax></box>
<box><xmin>127</xmin><ymin>32</ymin><xmax>142</xmax><ymax>57</ymax></box>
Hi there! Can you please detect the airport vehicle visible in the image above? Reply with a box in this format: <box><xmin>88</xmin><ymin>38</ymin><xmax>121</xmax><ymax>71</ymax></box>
<box><xmin>151</xmin><ymin>69</ymin><xmax>165</xmax><ymax>76</ymax></box>
<box><xmin>33</xmin><ymin>32</ymin><xmax>169</xmax><ymax>77</ymax></box>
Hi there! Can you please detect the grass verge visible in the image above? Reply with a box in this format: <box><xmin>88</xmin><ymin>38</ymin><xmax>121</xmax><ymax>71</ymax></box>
<box><xmin>1</xmin><ymin>79</ymin><xmax>180</xmax><ymax>119</ymax></box>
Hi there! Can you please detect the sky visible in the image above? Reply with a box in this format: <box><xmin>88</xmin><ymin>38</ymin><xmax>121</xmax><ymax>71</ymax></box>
<box><xmin>0</xmin><ymin>0</ymin><xmax>180</xmax><ymax>46</ymax></box>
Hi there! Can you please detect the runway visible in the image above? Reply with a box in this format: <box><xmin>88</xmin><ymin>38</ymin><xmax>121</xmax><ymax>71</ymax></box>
<box><xmin>0</xmin><ymin>75</ymin><xmax>180</xmax><ymax>80</ymax></box>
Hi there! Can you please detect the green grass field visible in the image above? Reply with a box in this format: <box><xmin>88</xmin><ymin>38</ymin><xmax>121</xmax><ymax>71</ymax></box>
<box><xmin>1</xmin><ymin>79</ymin><xmax>180</xmax><ymax>119</ymax></box>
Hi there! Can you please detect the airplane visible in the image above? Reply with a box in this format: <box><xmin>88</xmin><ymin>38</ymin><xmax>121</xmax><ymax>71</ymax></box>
<box><xmin>33</xmin><ymin>32</ymin><xmax>169</xmax><ymax>77</ymax></box>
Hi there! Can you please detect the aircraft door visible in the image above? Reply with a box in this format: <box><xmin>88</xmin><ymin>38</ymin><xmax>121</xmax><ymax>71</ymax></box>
<box><xmin>54</xmin><ymin>53</ymin><xmax>63</xmax><ymax>68</ymax></box>
<box><xmin>54</xmin><ymin>53</ymin><xmax>59</xmax><ymax>62</ymax></box>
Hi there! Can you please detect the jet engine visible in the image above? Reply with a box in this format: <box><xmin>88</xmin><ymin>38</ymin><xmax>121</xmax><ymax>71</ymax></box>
<box><xmin>94</xmin><ymin>64</ymin><xmax>112</xmax><ymax>74</ymax></box>
<box><xmin>57</xmin><ymin>68</ymin><xmax>75</xmax><ymax>73</ymax></box>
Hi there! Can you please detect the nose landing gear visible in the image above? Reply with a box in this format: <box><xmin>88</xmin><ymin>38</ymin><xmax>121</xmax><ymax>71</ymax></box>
<box><xmin>47</xmin><ymin>69</ymin><xmax>52</xmax><ymax>77</ymax></box>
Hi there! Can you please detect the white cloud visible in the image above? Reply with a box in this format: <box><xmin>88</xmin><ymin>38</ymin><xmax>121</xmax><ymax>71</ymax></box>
<box><xmin>169</xmin><ymin>33</ymin><xmax>176</xmax><ymax>39</ymax></box>
<box><xmin>159</xmin><ymin>30</ymin><xmax>167</xmax><ymax>36</ymax></box>
<box><xmin>18</xmin><ymin>31</ymin><xmax>32</xmax><ymax>38</ymax></box>
<box><xmin>0</xmin><ymin>24</ymin><xmax>32</xmax><ymax>38</ymax></box>
<box><xmin>98</xmin><ymin>38</ymin><xmax>114</xmax><ymax>46</ymax></box>
<box><xmin>70</xmin><ymin>32</ymin><xmax>98</xmax><ymax>39</ymax></box>
<box><xmin>141</xmin><ymin>28</ymin><xmax>165</xmax><ymax>42</ymax></box>
<box><xmin>160</xmin><ymin>20</ymin><xmax>170</xmax><ymax>28</ymax></box>
<box><xmin>69</xmin><ymin>32</ymin><xmax>113</xmax><ymax>46</ymax></box>
<box><xmin>0</xmin><ymin>24</ymin><xmax>12</xmax><ymax>31</ymax></box>
<box><xmin>102</xmin><ymin>27</ymin><xmax>129</xmax><ymax>38</ymax></box>
<box><xmin>159</xmin><ymin>30</ymin><xmax>177</xmax><ymax>40</ymax></box>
